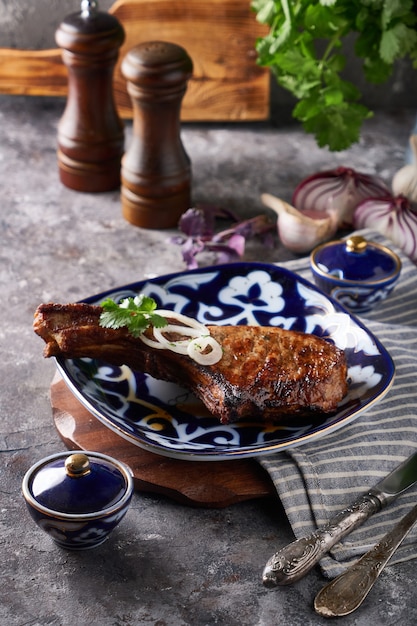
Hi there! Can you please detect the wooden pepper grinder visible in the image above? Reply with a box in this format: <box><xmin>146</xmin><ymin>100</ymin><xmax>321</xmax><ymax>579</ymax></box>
<box><xmin>55</xmin><ymin>0</ymin><xmax>125</xmax><ymax>192</ymax></box>
<box><xmin>121</xmin><ymin>41</ymin><xmax>193</xmax><ymax>228</ymax></box>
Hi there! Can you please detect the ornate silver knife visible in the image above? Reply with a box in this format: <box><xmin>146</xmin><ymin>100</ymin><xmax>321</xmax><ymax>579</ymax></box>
<box><xmin>263</xmin><ymin>450</ymin><xmax>417</xmax><ymax>587</ymax></box>
<box><xmin>314</xmin><ymin>502</ymin><xmax>417</xmax><ymax>616</ymax></box>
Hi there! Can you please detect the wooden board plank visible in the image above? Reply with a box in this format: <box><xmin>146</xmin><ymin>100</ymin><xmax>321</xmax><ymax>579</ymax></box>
<box><xmin>51</xmin><ymin>376</ymin><xmax>276</xmax><ymax>509</ymax></box>
<box><xmin>0</xmin><ymin>48</ymin><xmax>67</xmax><ymax>96</ymax></box>
<box><xmin>0</xmin><ymin>0</ymin><xmax>269</xmax><ymax>121</ymax></box>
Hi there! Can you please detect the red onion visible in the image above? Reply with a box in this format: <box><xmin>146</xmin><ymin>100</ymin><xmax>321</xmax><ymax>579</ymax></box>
<box><xmin>292</xmin><ymin>167</ymin><xmax>390</xmax><ymax>228</ymax></box>
<box><xmin>353</xmin><ymin>194</ymin><xmax>417</xmax><ymax>262</ymax></box>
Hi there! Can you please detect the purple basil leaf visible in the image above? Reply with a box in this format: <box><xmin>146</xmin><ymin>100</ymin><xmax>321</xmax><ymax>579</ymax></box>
<box><xmin>222</xmin><ymin>233</ymin><xmax>245</xmax><ymax>257</ymax></box>
<box><xmin>172</xmin><ymin>206</ymin><xmax>275</xmax><ymax>269</ymax></box>
<box><xmin>204</xmin><ymin>241</ymin><xmax>242</xmax><ymax>265</ymax></box>
<box><xmin>180</xmin><ymin>236</ymin><xmax>206</xmax><ymax>270</ymax></box>
<box><xmin>199</xmin><ymin>203</ymin><xmax>240</xmax><ymax>223</ymax></box>
<box><xmin>233</xmin><ymin>214</ymin><xmax>274</xmax><ymax>237</ymax></box>
<box><xmin>179</xmin><ymin>204</ymin><xmax>240</xmax><ymax>240</ymax></box>
<box><xmin>179</xmin><ymin>208</ymin><xmax>212</xmax><ymax>238</ymax></box>
<box><xmin>214</xmin><ymin>215</ymin><xmax>273</xmax><ymax>243</ymax></box>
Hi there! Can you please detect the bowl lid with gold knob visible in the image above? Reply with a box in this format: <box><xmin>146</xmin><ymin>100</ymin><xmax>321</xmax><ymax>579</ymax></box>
<box><xmin>311</xmin><ymin>235</ymin><xmax>402</xmax><ymax>285</ymax></box>
<box><xmin>22</xmin><ymin>450</ymin><xmax>133</xmax><ymax>517</ymax></box>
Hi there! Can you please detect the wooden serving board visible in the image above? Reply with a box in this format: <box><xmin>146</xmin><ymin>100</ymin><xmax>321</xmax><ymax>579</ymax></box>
<box><xmin>0</xmin><ymin>0</ymin><xmax>269</xmax><ymax>121</ymax></box>
<box><xmin>51</xmin><ymin>376</ymin><xmax>275</xmax><ymax>508</ymax></box>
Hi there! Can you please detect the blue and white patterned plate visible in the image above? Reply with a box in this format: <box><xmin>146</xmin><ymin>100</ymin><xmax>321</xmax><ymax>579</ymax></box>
<box><xmin>56</xmin><ymin>262</ymin><xmax>395</xmax><ymax>461</ymax></box>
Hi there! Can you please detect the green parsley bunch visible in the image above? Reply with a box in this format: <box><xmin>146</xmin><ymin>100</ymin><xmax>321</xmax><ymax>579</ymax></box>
<box><xmin>252</xmin><ymin>0</ymin><xmax>417</xmax><ymax>151</ymax></box>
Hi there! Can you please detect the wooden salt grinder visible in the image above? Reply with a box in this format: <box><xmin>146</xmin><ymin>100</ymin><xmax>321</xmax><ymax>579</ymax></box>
<box><xmin>55</xmin><ymin>0</ymin><xmax>125</xmax><ymax>192</ymax></box>
<box><xmin>121</xmin><ymin>41</ymin><xmax>193</xmax><ymax>228</ymax></box>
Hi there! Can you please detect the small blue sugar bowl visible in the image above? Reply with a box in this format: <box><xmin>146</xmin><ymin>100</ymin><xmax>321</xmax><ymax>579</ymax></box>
<box><xmin>310</xmin><ymin>235</ymin><xmax>401</xmax><ymax>313</ymax></box>
<box><xmin>22</xmin><ymin>450</ymin><xmax>134</xmax><ymax>550</ymax></box>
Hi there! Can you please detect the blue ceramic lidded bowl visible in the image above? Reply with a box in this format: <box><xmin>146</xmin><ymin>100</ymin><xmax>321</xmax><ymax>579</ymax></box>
<box><xmin>310</xmin><ymin>235</ymin><xmax>401</xmax><ymax>313</ymax></box>
<box><xmin>22</xmin><ymin>451</ymin><xmax>134</xmax><ymax>550</ymax></box>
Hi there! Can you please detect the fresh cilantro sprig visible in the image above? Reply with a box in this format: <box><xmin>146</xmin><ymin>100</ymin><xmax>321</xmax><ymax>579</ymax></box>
<box><xmin>99</xmin><ymin>296</ymin><xmax>167</xmax><ymax>338</ymax></box>
<box><xmin>252</xmin><ymin>0</ymin><xmax>417</xmax><ymax>151</ymax></box>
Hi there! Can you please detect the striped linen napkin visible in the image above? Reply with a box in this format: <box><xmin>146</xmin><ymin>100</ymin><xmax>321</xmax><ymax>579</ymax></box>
<box><xmin>258</xmin><ymin>228</ymin><xmax>417</xmax><ymax>579</ymax></box>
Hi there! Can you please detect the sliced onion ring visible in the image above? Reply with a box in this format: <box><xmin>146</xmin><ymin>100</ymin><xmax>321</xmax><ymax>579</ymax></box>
<box><xmin>155</xmin><ymin>310</ymin><xmax>208</xmax><ymax>333</ymax></box>
<box><xmin>138</xmin><ymin>309</ymin><xmax>223</xmax><ymax>364</ymax></box>
<box><xmin>187</xmin><ymin>336</ymin><xmax>224</xmax><ymax>365</ymax></box>
<box><xmin>154</xmin><ymin>324</ymin><xmax>205</xmax><ymax>339</ymax></box>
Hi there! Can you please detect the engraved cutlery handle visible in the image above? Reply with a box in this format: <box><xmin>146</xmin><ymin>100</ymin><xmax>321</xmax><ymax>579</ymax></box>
<box><xmin>314</xmin><ymin>503</ymin><xmax>417</xmax><ymax>617</ymax></box>
<box><xmin>262</xmin><ymin>493</ymin><xmax>382</xmax><ymax>586</ymax></box>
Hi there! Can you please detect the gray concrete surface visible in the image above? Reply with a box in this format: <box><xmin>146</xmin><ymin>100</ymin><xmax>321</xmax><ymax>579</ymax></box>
<box><xmin>1</xmin><ymin>92</ymin><xmax>417</xmax><ymax>625</ymax></box>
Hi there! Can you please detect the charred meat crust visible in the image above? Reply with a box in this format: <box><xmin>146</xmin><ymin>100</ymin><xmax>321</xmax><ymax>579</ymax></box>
<box><xmin>34</xmin><ymin>302</ymin><xmax>349</xmax><ymax>424</ymax></box>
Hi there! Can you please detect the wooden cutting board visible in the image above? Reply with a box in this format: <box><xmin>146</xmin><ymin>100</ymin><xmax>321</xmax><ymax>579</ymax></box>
<box><xmin>0</xmin><ymin>0</ymin><xmax>269</xmax><ymax>121</ymax></box>
<box><xmin>51</xmin><ymin>375</ymin><xmax>275</xmax><ymax>508</ymax></box>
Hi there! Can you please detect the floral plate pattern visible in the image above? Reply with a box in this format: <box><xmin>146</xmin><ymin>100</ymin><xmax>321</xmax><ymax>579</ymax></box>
<box><xmin>56</xmin><ymin>262</ymin><xmax>395</xmax><ymax>460</ymax></box>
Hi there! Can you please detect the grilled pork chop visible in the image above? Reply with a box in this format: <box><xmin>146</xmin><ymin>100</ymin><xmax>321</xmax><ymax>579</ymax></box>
<box><xmin>33</xmin><ymin>303</ymin><xmax>348</xmax><ymax>424</ymax></box>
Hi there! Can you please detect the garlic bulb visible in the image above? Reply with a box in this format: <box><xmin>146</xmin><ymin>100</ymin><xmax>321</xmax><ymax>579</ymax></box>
<box><xmin>261</xmin><ymin>193</ymin><xmax>337</xmax><ymax>254</ymax></box>
<box><xmin>392</xmin><ymin>135</ymin><xmax>417</xmax><ymax>201</ymax></box>
<box><xmin>292</xmin><ymin>167</ymin><xmax>390</xmax><ymax>228</ymax></box>
<box><xmin>353</xmin><ymin>194</ymin><xmax>417</xmax><ymax>262</ymax></box>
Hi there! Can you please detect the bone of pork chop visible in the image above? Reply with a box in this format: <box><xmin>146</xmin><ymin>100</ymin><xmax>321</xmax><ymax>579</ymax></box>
<box><xmin>33</xmin><ymin>302</ymin><xmax>348</xmax><ymax>424</ymax></box>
